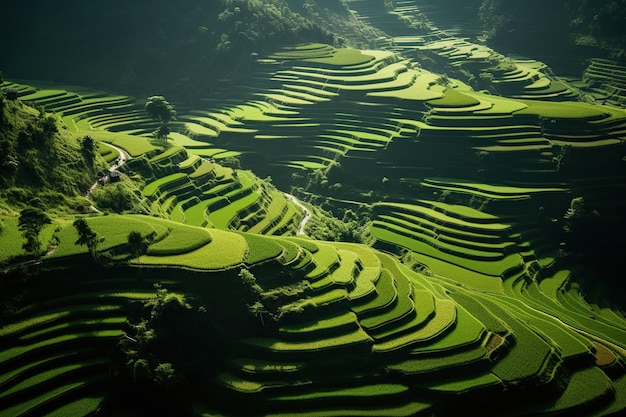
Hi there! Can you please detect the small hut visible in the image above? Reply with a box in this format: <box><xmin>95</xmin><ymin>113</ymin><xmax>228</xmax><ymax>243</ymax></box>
<box><xmin>109</xmin><ymin>171</ymin><xmax>122</xmax><ymax>183</ymax></box>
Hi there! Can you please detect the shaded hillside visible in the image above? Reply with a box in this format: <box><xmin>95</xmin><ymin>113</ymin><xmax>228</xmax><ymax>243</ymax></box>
<box><xmin>0</xmin><ymin>82</ymin><xmax>104</xmax><ymax>213</ymax></box>
<box><xmin>1</xmin><ymin>2</ymin><xmax>626</xmax><ymax>416</ymax></box>
<box><xmin>0</xmin><ymin>0</ymin><xmax>373</xmax><ymax>99</ymax></box>
<box><xmin>483</xmin><ymin>0</ymin><xmax>625</xmax><ymax>74</ymax></box>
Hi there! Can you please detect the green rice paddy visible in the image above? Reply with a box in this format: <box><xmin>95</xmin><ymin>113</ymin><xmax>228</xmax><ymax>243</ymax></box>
<box><xmin>2</xmin><ymin>10</ymin><xmax>626</xmax><ymax>415</ymax></box>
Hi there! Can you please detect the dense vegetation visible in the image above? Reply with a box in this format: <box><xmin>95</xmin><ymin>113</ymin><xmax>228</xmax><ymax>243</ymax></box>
<box><xmin>0</xmin><ymin>0</ymin><xmax>367</xmax><ymax>99</ymax></box>
<box><xmin>1</xmin><ymin>1</ymin><xmax>626</xmax><ymax>416</ymax></box>
<box><xmin>0</xmin><ymin>80</ymin><xmax>103</xmax><ymax>214</ymax></box>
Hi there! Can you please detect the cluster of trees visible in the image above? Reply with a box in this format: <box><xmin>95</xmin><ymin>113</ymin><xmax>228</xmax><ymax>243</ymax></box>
<box><xmin>91</xmin><ymin>182</ymin><xmax>149</xmax><ymax>214</ymax></box>
<box><xmin>478</xmin><ymin>0</ymin><xmax>625</xmax><ymax>59</ymax></box>
<box><xmin>145</xmin><ymin>96</ymin><xmax>176</xmax><ymax>141</ymax></box>
<box><xmin>0</xmin><ymin>1</ymin><xmax>341</xmax><ymax>100</ymax></box>
<box><xmin>117</xmin><ymin>284</ymin><xmax>224</xmax><ymax>415</ymax></box>
<box><xmin>564</xmin><ymin>0</ymin><xmax>626</xmax><ymax>42</ymax></box>
<box><xmin>0</xmin><ymin>93</ymin><xmax>103</xmax><ymax>211</ymax></box>
<box><xmin>560</xmin><ymin>197</ymin><xmax>626</xmax><ymax>303</ymax></box>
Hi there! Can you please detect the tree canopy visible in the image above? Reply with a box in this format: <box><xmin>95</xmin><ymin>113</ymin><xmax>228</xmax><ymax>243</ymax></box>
<box><xmin>145</xmin><ymin>96</ymin><xmax>176</xmax><ymax>140</ymax></box>
<box><xmin>18</xmin><ymin>207</ymin><xmax>51</xmax><ymax>258</ymax></box>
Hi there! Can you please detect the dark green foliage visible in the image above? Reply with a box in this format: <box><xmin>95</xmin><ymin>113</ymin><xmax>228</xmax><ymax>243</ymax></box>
<box><xmin>566</xmin><ymin>0</ymin><xmax>626</xmax><ymax>41</ymax></box>
<box><xmin>153</xmin><ymin>362</ymin><xmax>178</xmax><ymax>386</ymax></box>
<box><xmin>132</xmin><ymin>358</ymin><xmax>152</xmax><ymax>385</ymax></box>
<box><xmin>18</xmin><ymin>207</ymin><xmax>51</xmax><ymax>258</ymax></box>
<box><xmin>145</xmin><ymin>96</ymin><xmax>176</xmax><ymax>141</ymax></box>
<box><xmin>91</xmin><ymin>182</ymin><xmax>147</xmax><ymax>214</ymax></box>
<box><xmin>80</xmin><ymin>135</ymin><xmax>96</xmax><ymax>162</ymax></box>
<box><xmin>73</xmin><ymin>217</ymin><xmax>104</xmax><ymax>259</ymax></box>
<box><xmin>219</xmin><ymin>156</ymin><xmax>241</xmax><ymax>170</ymax></box>
<box><xmin>0</xmin><ymin>1</ymin><xmax>335</xmax><ymax>99</ymax></box>
<box><xmin>119</xmin><ymin>284</ymin><xmax>225</xmax><ymax>414</ymax></box>
<box><xmin>306</xmin><ymin>206</ymin><xmax>372</xmax><ymax>243</ymax></box>
<box><xmin>560</xmin><ymin>196</ymin><xmax>626</xmax><ymax>292</ymax></box>
<box><xmin>475</xmin><ymin>0</ymin><xmax>625</xmax><ymax>68</ymax></box>
<box><xmin>0</xmin><ymin>100</ymin><xmax>102</xmax><ymax>209</ymax></box>
<box><xmin>127</xmin><ymin>230</ymin><xmax>148</xmax><ymax>259</ymax></box>
<box><xmin>239</xmin><ymin>268</ymin><xmax>263</xmax><ymax>294</ymax></box>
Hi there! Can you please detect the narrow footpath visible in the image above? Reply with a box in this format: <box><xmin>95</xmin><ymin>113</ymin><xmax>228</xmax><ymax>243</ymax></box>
<box><xmin>285</xmin><ymin>193</ymin><xmax>312</xmax><ymax>235</ymax></box>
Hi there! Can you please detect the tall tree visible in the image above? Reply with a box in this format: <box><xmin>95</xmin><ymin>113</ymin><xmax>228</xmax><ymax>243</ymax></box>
<box><xmin>18</xmin><ymin>207</ymin><xmax>51</xmax><ymax>259</ymax></box>
<box><xmin>127</xmin><ymin>230</ymin><xmax>147</xmax><ymax>258</ymax></box>
<box><xmin>73</xmin><ymin>218</ymin><xmax>104</xmax><ymax>259</ymax></box>
<box><xmin>145</xmin><ymin>96</ymin><xmax>176</xmax><ymax>141</ymax></box>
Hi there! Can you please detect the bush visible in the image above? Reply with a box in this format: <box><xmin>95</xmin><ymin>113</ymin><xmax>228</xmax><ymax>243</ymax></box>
<box><xmin>92</xmin><ymin>183</ymin><xmax>148</xmax><ymax>213</ymax></box>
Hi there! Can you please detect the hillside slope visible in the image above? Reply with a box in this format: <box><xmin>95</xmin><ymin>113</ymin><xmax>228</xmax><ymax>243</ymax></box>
<box><xmin>0</xmin><ymin>86</ymin><xmax>104</xmax><ymax>214</ymax></box>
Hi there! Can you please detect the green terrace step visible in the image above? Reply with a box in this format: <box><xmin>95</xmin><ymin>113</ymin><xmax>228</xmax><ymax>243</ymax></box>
<box><xmin>0</xmin><ymin>374</ymin><xmax>108</xmax><ymax>417</ymax></box>
<box><xmin>278</xmin><ymin>312</ymin><xmax>360</xmax><ymax>341</ymax></box>
<box><xmin>238</xmin><ymin>326</ymin><xmax>373</xmax><ymax>357</ymax></box>
<box><xmin>371</xmin><ymin>297</ymin><xmax>456</xmax><ymax>354</ymax></box>
<box><xmin>351</xmin><ymin>269</ymin><xmax>397</xmax><ymax>319</ymax></box>
<box><xmin>477</xmin><ymin>296</ymin><xmax>558</xmax><ymax>384</ymax></box>
<box><xmin>359</xmin><ymin>271</ymin><xmax>415</xmax><ymax>337</ymax></box>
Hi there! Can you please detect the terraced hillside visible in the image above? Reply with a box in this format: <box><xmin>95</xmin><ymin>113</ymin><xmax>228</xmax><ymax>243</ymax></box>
<box><xmin>2</xmin><ymin>218</ymin><xmax>626</xmax><ymax>416</ymax></box>
<box><xmin>0</xmin><ymin>80</ymin><xmax>307</xmax><ymax>237</ymax></box>
<box><xmin>1</xmin><ymin>1</ymin><xmax>626</xmax><ymax>416</ymax></box>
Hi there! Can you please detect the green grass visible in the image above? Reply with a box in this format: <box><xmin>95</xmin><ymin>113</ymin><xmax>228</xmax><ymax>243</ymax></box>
<box><xmin>279</xmin><ymin>311</ymin><xmax>358</xmax><ymax>335</ymax></box>
<box><xmin>0</xmin><ymin>216</ymin><xmax>27</xmax><ymax>262</ymax></box>
<box><xmin>449</xmin><ymin>292</ymin><xmax>509</xmax><ymax>334</ymax></box>
<box><xmin>0</xmin><ymin>310</ymin><xmax>72</xmax><ymax>337</ymax></box>
<box><xmin>524</xmin><ymin>366</ymin><xmax>613</xmax><ymax>415</ymax></box>
<box><xmin>89</xmin><ymin>130</ymin><xmax>162</xmax><ymax>157</ymax></box>
<box><xmin>360</xmin><ymin>273</ymin><xmax>413</xmax><ymax>332</ymax></box>
<box><xmin>481</xmin><ymin>297</ymin><xmax>555</xmax><ymax>383</ymax></box>
<box><xmin>426</xmin><ymin>88</ymin><xmax>481</xmax><ymax>108</ymax></box>
<box><xmin>142</xmin><ymin>173</ymin><xmax>188</xmax><ymax>197</ymax></box>
<box><xmin>50</xmin><ymin>215</ymin><xmax>170</xmax><ymax>258</ymax></box>
<box><xmin>208</xmin><ymin>187</ymin><xmax>261</xmax><ymax>229</ymax></box>
<box><xmin>242</xmin><ymin>233</ymin><xmax>285</xmax><ymax>265</ymax></box>
<box><xmin>409</xmin><ymin>304</ymin><xmax>485</xmax><ymax>353</ymax></box>
<box><xmin>0</xmin><ymin>329</ymin><xmax>124</xmax><ymax>363</ymax></box>
<box><xmin>45</xmin><ymin>396</ymin><xmax>105</xmax><ymax>417</ymax></box>
<box><xmin>0</xmin><ymin>377</ymin><xmax>105</xmax><ymax>417</ymax></box>
<box><xmin>146</xmin><ymin>224</ymin><xmax>212</xmax><ymax>256</ymax></box>
<box><xmin>305</xmin><ymin>243</ymin><xmax>339</xmax><ymax>277</ymax></box>
<box><xmin>137</xmin><ymin>228</ymin><xmax>246</xmax><ymax>270</ymax></box>
<box><xmin>149</xmin><ymin>144</ymin><xmax>187</xmax><ymax>163</ymax></box>
<box><xmin>181</xmin><ymin>198</ymin><xmax>212</xmax><ymax>226</ymax></box>
<box><xmin>370</xmin><ymin>222</ymin><xmax>521</xmax><ymax>277</ymax></box>
<box><xmin>515</xmin><ymin>100</ymin><xmax>613</xmax><ymax>119</ymax></box>
<box><xmin>0</xmin><ymin>359</ymin><xmax>107</xmax><ymax>399</ymax></box>
<box><xmin>306</xmin><ymin>48</ymin><xmax>374</xmax><ymax>67</ymax></box>
<box><xmin>539</xmin><ymin>270</ymin><xmax>570</xmax><ymax>299</ymax></box>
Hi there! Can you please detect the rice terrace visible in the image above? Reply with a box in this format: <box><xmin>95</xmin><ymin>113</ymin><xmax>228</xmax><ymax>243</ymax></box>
<box><xmin>1</xmin><ymin>1</ymin><xmax>626</xmax><ymax>416</ymax></box>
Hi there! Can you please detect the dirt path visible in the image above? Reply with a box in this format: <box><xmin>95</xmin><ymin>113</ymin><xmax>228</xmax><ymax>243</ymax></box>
<box><xmin>85</xmin><ymin>143</ymin><xmax>131</xmax><ymax>198</ymax></box>
<box><xmin>285</xmin><ymin>193</ymin><xmax>312</xmax><ymax>235</ymax></box>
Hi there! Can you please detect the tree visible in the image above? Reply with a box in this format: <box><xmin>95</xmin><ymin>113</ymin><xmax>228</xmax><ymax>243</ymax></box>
<box><xmin>73</xmin><ymin>218</ymin><xmax>104</xmax><ymax>259</ymax></box>
<box><xmin>238</xmin><ymin>268</ymin><xmax>263</xmax><ymax>293</ymax></box>
<box><xmin>145</xmin><ymin>96</ymin><xmax>176</xmax><ymax>141</ymax></box>
<box><xmin>564</xmin><ymin>196</ymin><xmax>586</xmax><ymax>220</ymax></box>
<box><xmin>18</xmin><ymin>207</ymin><xmax>51</xmax><ymax>259</ymax></box>
<box><xmin>127</xmin><ymin>230</ymin><xmax>147</xmax><ymax>258</ymax></box>
<box><xmin>80</xmin><ymin>135</ymin><xmax>96</xmax><ymax>162</ymax></box>
<box><xmin>153</xmin><ymin>362</ymin><xmax>178</xmax><ymax>386</ymax></box>
<box><xmin>248</xmin><ymin>301</ymin><xmax>268</xmax><ymax>326</ymax></box>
